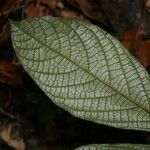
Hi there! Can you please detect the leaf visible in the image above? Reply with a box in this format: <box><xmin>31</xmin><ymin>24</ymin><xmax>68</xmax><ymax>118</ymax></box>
<box><xmin>10</xmin><ymin>16</ymin><xmax>150</xmax><ymax>131</ymax></box>
<box><xmin>75</xmin><ymin>144</ymin><xmax>150</xmax><ymax>150</ymax></box>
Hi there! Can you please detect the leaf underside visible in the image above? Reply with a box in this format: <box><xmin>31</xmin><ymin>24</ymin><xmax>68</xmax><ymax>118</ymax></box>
<box><xmin>75</xmin><ymin>144</ymin><xmax>150</xmax><ymax>150</ymax></box>
<box><xmin>10</xmin><ymin>16</ymin><xmax>150</xmax><ymax>131</ymax></box>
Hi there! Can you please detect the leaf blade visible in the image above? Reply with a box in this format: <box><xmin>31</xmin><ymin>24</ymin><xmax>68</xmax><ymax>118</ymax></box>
<box><xmin>75</xmin><ymin>144</ymin><xmax>150</xmax><ymax>150</ymax></box>
<box><xmin>10</xmin><ymin>16</ymin><xmax>150</xmax><ymax>131</ymax></box>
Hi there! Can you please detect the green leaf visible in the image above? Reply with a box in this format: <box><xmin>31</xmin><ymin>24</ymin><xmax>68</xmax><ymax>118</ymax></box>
<box><xmin>10</xmin><ymin>16</ymin><xmax>150</xmax><ymax>131</ymax></box>
<box><xmin>75</xmin><ymin>144</ymin><xmax>150</xmax><ymax>150</ymax></box>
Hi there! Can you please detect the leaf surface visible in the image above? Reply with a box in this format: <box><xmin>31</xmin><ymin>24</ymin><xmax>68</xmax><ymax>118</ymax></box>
<box><xmin>75</xmin><ymin>144</ymin><xmax>150</xmax><ymax>150</ymax></box>
<box><xmin>10</xmin><ymin>16</ymin><xmax>150</xmax><ymax>131</ymax></box>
